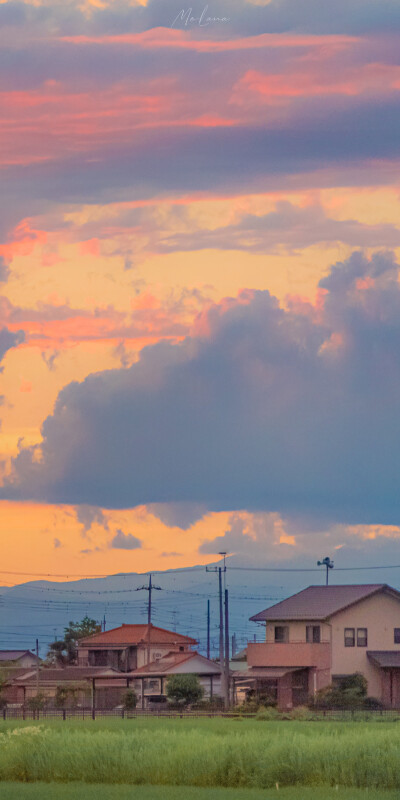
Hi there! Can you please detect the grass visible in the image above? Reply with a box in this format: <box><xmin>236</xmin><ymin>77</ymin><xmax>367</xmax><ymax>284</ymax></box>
<box><xmin>0</xmin><ymin>717</ymin><xmax>399</xmax><ymax>791</ymax></box>
<box><xmin>0</xmin><ymin>785</ymin><xmax>399</xmax><ymax>800</ymax></box>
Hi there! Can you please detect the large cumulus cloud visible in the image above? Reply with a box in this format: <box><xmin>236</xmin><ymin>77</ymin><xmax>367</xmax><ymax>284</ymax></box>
<box><xmin>2</xmin><ymin>251</ymin><xmax>400</xmax><ymax>525</ymax></box>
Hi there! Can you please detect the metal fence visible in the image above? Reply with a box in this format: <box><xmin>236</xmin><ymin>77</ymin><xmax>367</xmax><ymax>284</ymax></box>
<box><xmin>1</xmin><ymin>707</ymin><xmax>252</xmax><ymax>720</ymax></box>
<box><xmin>2</xmin><ymin>706</ymin><xmax>400</xmax><ymax>721</ymax></box>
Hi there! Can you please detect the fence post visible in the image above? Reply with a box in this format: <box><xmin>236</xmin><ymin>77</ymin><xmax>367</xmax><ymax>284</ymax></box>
<box><xmin>62</xmin><ymin>709</ymin><xmax>66</xmax><ymax>721</ymax></box>
<box><xmin>92</xmin><ymin>707</ymin><xmax>95</xmax><ymax>720</ymax></box>
<box><xmin>2</xmin><ymin>707</ymin><xmax>6</xmax><ymax>720</ymax></box>
<box><xmin>122</xmin><ymin>708</ymin><xmax>124</xmax><ymax>719</ymax></box>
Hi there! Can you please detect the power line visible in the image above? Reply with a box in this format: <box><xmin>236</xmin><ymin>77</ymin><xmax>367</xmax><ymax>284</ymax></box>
<box><xmin>0</xmin><ymin>566</ymin><xmax>208</xmax><ymax>579</ymax></box>
<box><xmin>2</xmin><ymin>562</ymin><xmax>400</xmax><ymax>580</ymax></box>
<box><xmin>229</xmin><ymin>564</ymin><xmax>400</xmax><ymax>572</ymax></box>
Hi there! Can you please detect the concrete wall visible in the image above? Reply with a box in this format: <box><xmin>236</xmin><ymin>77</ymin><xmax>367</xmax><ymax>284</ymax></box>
<box><xmin>247</xmin><ymin>641</ymin><xmax>331</xmax><ymax>669</ymax></box>
<box><xmin>331</xmin><ymin>591</ymin><xmax>400</xmax><ymax>698</ymax></box>
<box><xmin>136</xmin><ymin>645</ymin><xmax>190</xmax><ymax>668</ymax></box>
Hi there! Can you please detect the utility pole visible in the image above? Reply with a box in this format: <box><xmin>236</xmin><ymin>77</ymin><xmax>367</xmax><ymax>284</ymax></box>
<box><xmin>35</xmin><ymin>638</ymin><xmax>39</xmax><ymax>696</ymax></box>
<box><xmin>136</xmin><ymin>574</ymin><xmax>162</xmax><ymax>665</ymax></box>
<box><xmin>224</xmin><ymin>588</ymin><xmax>230</xmax><ymax>706</ymax></box>
<box><xmin>207</xmin><ymin>599</ymin><xmax>210</xmax><ymax>660</ymax></box>
<box><xmin>317</xmin><ymin>557</ymin><xmax>334</xmax><ymax>586</ymax></box>
<box><xmin>102</xmin><ymin>614</ymin><xmax>106</xmax><ymax>633</ymax></box>
<box><xmin>206</xmin><ymin>556</ymin><xmax>228</xmax><ymax>707</ymax></box>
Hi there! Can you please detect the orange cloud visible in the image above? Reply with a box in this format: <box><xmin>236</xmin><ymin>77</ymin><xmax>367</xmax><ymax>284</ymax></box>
<box><xmin>233</xmin><ymin>63</ymin><xmax>400</xmax><ymax>105</ymax></box>
<box><xmin>60</xmin><ymin>30</ymin><xmax>358</xmax><ymax>53</ymax></box>
<box><xmin>19</xmin><ymin>379</ymin><xmax>33</xmax><ymax>393</ymax></box>
<box><xmin>0</xmin><ymin>221</ymin><xmax>47</xmax><ymax>262</ymax></box>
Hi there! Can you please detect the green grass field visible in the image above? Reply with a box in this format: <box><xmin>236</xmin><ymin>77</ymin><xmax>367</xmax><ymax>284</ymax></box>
<box><xmin>0</xmin><ymin>717</ymin><xmax>398</xmax><ymax>796</ymax></box>
<box><xmin>0</xmin><ymin>784</ymin><xmax>399</xmax><ymax>800</ymax></box>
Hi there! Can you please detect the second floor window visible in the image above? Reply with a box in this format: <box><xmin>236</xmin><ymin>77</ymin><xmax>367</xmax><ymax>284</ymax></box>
<box><xmin>306</xmin><ymin>625</ymin><xmax>321</xmax><ymax>643</ymax></box>
<box><xmin>274</xmin><ymin>625</ymin><xmax>289</xmax><ymax>643</ymax></box>
<box><xmin>344</xmin><ymin>628</ymin><xmax>355</xmax><ymax>647</ymax></box>
<box><xmin>394</xmin><ymin>628</ymin><xmax>400</xmax><ymax>644</ymax></box>
<box><xmin>357</xmin><ymin>628</ymin><xmax>368</xmax><ymax>647</ymax></box>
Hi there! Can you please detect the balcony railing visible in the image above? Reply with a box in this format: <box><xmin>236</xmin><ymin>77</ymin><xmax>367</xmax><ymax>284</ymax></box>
<box><xmin>247</xmin><ymin>641</ymin><xmax>331</xmax><ymax>670</ymax></box>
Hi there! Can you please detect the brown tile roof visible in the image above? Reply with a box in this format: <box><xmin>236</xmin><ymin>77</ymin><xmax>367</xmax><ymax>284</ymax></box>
<box><xmin>2</xmin><ymin>668</ymin><xmax>35</xmax><ymax>684</ymax></box>
<box><xmin>250</xmin><ymin>584</ymin><xmax>400</xmax><ymax>622</ymax></box>
<box><xmin>129</xmin><ymin>650</ymin><xmax>222</xmax><ymax>676</ymax></box>
<box><xmin>13</xmin><ymin>667</ymin><xmax>118</xmax><ymax>684</ymax></box>
<box><xmin>79</xmin><ymin>623</ymin><xmax>197</xmax><ymax>647</ymax></box>
<box><xmin>368</xmin><ymin>651</ymin><xmax>400</xmax><ymax>668</ymax></box>
<box><xmin>233</xmin><ymin>667</ymin><xmax>299</xmax><ymax>680</ymax></box>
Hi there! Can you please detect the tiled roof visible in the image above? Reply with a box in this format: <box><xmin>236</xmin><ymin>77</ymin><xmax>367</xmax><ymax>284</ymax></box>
<box><xmin>0</xmin><ymin>650</ymin><xmax>38</xmax><ymax>662</ymax></box>
<box><xmin>79</xmin><ymin>623</ymin><xmax>197</xmax><ymax>647</ymax></box>
<box><xmin>233</xmin><ymin>667</ymin><xmax>299</xmax><ymax>679</ymax></box>
<box><xmin>13</xmin><ymin>667</ymin><xmax>118</xmax><ymax>684</ymax></box>
<box><xmin>129</xmin><ymin>650</ymin><xmax>222</xmax><ymax>676</ymax></box>
<box><xmin>368</xmin><ymin>651</ymin><xmax>400</xmax><ymax>668</ymax></box>
<box><xmin>3</xmin><ymin>668</ymin><xmax>35</xmax><ymax>684</ymax></box>
<box><xmin>231</xmin><ymin>648</ymin><xmax>247</xmax><ymax>661</ymax></box>
<box><xmin>250</xmin><ymin>584</ymin><xmax>399</xmax><ymax>622</ymax></box>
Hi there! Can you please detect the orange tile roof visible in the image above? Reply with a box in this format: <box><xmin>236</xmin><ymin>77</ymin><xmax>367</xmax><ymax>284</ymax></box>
<box><xmin>79</xmin><ymin>623</ymin><xmax>197</xmax><ymax>647</ymax></box>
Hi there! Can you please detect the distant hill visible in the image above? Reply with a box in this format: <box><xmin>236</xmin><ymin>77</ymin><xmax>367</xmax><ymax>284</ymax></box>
<box><xmin>1</xmin><ymin>554</ymin><xmax>399</xmax><ymax>658</ymax></box>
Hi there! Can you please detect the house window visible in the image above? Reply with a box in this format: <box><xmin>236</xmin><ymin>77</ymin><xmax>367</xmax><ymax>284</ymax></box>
<box><xmin>274</xmin><ymin>625</ymin><xmax>289</xmax><ymax>643</ymax></box>
<box><xmin>306</xmin><ymin>625</ymin><xmax>321</xmax><ymax>643</ymax></box>
<box><xmin>394</xmin><ymin>628</ymin><xmax>400</xmax><ymax>644</ymax></box>
<box><xmin>344</xmin><ymin>628</ymin><xmax>355</xmax><ymax>647</ymax></box>
<box><xmin>357</xmin><ymin>628</ymin><xmax>368</xmax><ymax>647</ymax></box>
<box><xmin>144</xmin><ymin>678</ymin><xmax>160</xmax><ymax>691</ymax></box>
<box><xmin>179</xmin><ymin>646</ymin><xmax>184</xmax><ymax>652</ymax></box>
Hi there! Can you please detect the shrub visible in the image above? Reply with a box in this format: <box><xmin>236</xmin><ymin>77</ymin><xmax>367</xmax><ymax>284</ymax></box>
<box><xmin>54</xmin><ymin>685</ymin><xmax>70</xmax><ymax>709</ymax></box>
<box><xmin>166</xmin><ymin>674</ymin><xmax>204</xmax><ymax>706</ymax></box>
<box><xmin>122</xmin><ymin>689</ymin><xmax>137</xmax><ymax>710</ymax></box>
<box><xmin>364</xmin><ymin>696</ymin><xmax>385</xmax><ymax>710</ymax></box>
<box><xmin>256</xmin><ymin>705</ymin><xmax>280</xmax><ymax>720</ymax></box>
<box><xmin>26</xmin><ymin>692</ymin><xmax>47</xmax><ymax>711</ymax></box>
<box><xmin>193</xmin><ymin>696</ymin><xmax>225</xmax><ymax>711</ymax></box>
<box><xmin>312</xmin><ymin>673</ymin><xmax>368</xmax><ymax>709</ymax></box>
<box><xmin>290</xmin><ymin>705</ymin><xmax>313</xmax><ymax>721</ymax></box>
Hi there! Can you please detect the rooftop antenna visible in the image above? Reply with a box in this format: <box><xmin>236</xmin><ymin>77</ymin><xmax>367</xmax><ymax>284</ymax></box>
<box><xmin>317</xmin><ymin>557</ymin><xmax>334</xmax><ymax>586</ymax></box>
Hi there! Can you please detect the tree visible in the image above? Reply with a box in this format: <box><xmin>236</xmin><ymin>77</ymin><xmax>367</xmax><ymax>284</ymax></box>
<box><xmin>122</xmin><ymin>689</ymin><xmax>137</xmax><ymax>710</ymax></box>
<box><xmin>47</xmin><ymin>616</ymin><xmax>101</xmax><ymax>666</ymax></box>
<box><xmin>166</xmin><ymin>674</ymin><xmax>204</xmax><ymax>706</ymax></box>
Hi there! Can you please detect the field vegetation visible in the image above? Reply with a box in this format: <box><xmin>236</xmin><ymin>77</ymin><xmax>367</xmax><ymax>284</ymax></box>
<box><xmin>1</xmin><ymin>782</ymin><xmax>399</xmax><ymax>800</ymax></box>
<box><xmin>0</xmin><ymin>717</ymin><xmax>399</xmax><ymax>791</ymax></box>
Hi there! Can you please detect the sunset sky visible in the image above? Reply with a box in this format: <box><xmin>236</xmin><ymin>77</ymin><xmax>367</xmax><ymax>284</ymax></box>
<box><xmin>2</xmin><ymin>0</ymin><xmax>400</xmax><ymax>585</ymax></box>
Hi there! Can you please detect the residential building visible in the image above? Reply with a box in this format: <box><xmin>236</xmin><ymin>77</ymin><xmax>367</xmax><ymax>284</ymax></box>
<box><xmin>3</xmin><ymin>623</ymin><xmax>223</xmax><ymax>709</ymax></box>
<box><xmin>0</xmin><ymin>650</ymin><xmax>40</xmax><ymax>669</ymax></box>
<box><xmin>128</xmin><ymin>650</ymin><xmax>223</xmax><ymax>707</ymax></box>
<box><xmin>77</xmin><ymin>623</ymin><xmax>197</xmax><ymax>671</ymax></box>
<box><xmin>236</xmin><ymin>584</ymin><xmax>400</xmax><ymax>709</ymax></box>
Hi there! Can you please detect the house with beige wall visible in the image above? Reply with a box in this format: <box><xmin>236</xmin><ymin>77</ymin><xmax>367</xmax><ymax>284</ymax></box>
<box><xmin>237</xmin><ymin>584</ymin><xmax>400</xmax><ymax>709</ymax></box>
